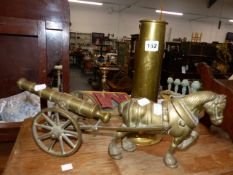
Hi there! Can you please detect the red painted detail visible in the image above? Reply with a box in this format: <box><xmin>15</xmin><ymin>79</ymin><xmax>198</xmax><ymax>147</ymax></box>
<box><xmin>93</xmin><ymin>92</ymin><xmax>129</xmax><ymax>109</ymax></box>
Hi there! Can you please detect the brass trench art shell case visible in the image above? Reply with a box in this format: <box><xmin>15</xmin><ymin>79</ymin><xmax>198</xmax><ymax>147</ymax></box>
<box><xmin>130</xmin><ymin>20</ymin><xmax>167</xmax><ymax>145</ymax></box>
<box><xmin>132</xmin><ymin>20</ymin><xmax>167</xmax><ymax>101</ymax></box>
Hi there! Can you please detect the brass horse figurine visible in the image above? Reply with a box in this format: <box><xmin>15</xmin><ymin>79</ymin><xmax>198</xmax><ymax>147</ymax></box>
<box><xmin>108</xmin><ymin>91</ymin><xmax>226</xmax><ymax>168</ymax></box>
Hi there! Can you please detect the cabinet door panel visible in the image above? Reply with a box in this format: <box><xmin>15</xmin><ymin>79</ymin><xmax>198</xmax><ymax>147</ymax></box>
<box><xmin>0</xmin><ymin>35</ymin><xmax>39</xmax><ymax>97</ymax></box>
<box><xmin>0</xmin><ymin>17</ymin><xmax>46</xmax><ymax>98</ymax></box>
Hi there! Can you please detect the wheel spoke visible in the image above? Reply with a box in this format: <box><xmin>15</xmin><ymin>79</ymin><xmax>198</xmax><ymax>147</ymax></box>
<box><xmin>49</xmin><ymin>113</ymin><xmax>54</xmax><ymax>119</ymax></box>
<box><xmin>59</xmin><ymin>136</ymin><xmax>65</xmax><ymax>155</ymax></box>
<box><xmin>48</xmin><ymin>140</ymin><xmax>57</xmax><ymax>151</ymax></box>
<box><xmin>62</xmin><ymin>134</ymin><xmax>75</xmax><ymax>148</ymax></box>
<box><xmin>35</xmin><ymin>123</ymin><xmax>53</xmax><ymax>131</ymax></box>
<box><xmin>42</xmin><ymin>113</ymin><xmax>56</xmax><ymax>127</ymax></box>
<box><xmin>61</xmin><ymin>120</ymin><xmax>71</xmax><ymax>129</ymax></box>
<box><xmin>37</xmin><ymin>132</ymin><xmax>51</xmax><ymax>140</ymax></box>
<box><xmin>33</xmin><ymin>108</ymin><xmax>81</xmax><ymax>157</ymax></box>
<box><xmin>55</xmin><ymin>113</ymin><xmax>61</xmax><ymax>126</ymax></box>
<box><xmin>63</xmin><ymin>130</ymin><xmax>78</xmax><ymax>138</ymax></box>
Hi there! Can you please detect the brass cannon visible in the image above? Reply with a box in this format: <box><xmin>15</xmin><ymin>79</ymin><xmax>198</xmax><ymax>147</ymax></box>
<box><xmin>17</xmin><ymin>78</ymin><xmax>111</xmax><ymax>156</ymax></box>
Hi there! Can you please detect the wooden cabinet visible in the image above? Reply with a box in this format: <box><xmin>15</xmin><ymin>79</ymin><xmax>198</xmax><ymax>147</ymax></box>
<box><xmin>0</xmin><ymin>0</ymin><xmax>70</xmax><ymax>141</ymax></box>
<box><xmin>0</xmin><ymin>0</ymin><xmax>70</xmax><ymax>98</ymax></box>
<box><xmin>0</xmin><ymin>17</ymin><xmax>47</xmax><ymax>98</ymax></box>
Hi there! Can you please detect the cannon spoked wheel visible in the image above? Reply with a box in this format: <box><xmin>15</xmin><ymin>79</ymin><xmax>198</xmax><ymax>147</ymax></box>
<box><xmin>32</xmin><ymin>107</ymin><xmax>82</xmax><ymax>157</ymax></box>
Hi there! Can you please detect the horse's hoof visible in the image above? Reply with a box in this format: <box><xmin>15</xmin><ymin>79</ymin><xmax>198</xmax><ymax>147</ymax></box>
<box><xmin>163</xmin><ymin>154</ymin><xmax>178</xmax><ymax>168</ymax></box>
<box><xmin>122</xmin><ymin>137</ymin><xmax>136</xmax><ymax>152</ymax></box>
<box><xmin>108</xmin><ymin>142</ymin><xmax>122</xmax><ymax>159</ymax></box>
<box><xmin>108</xmin><ymin>148</ymin><xmax>123</xmax><ymax>160</ymax></box>
<box><xmin>177</xmin><ymin>142</ymin><xmax>185</xmax><ymax>150</ymax></box>
<box><xmin>109</xmin><ymin>153</ymin><xmax>123</xmax><ymax>160</ymax></box>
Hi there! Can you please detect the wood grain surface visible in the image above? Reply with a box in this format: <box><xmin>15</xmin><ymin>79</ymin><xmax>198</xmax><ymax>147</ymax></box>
<box><xmin>3</xmin><ymin>118</ymin><xmax>233</xmax><ymax>175</ymax></box>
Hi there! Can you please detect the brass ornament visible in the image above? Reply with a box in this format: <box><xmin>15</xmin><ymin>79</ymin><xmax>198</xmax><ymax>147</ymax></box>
<box><xmin>108</xmin><ymin>91</ymin><xmax>227</xmax><ymax>168</ymax></box>
<box><xmin>132</xmin><ymin>20</ymin><xmax>167</xmax><ymax>101</ymax></box>
<box><xmin>17</xmin><ymin>78</ymin><xmax>111</xmax><ymax>157</ymax></box>
<box><xmin>17</xmin><ymin>79</ymin><xmax>227</xmax><ymax>168</ymax></box>
<box><xmin>17</xmin><ymin>78</ymin><xmax>111</xmax><ymax>123</ymax></box>
<box><xmin>130</xmin><ymin>19</ymin><xmax>167</xmax><ymax>146</ymax></box>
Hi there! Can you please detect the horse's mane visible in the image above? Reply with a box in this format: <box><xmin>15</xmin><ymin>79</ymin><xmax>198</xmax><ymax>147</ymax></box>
<box><xmin>182</xmin><ymin>91</ymin><xmax>217</xmax><ymax>109</ymax></box>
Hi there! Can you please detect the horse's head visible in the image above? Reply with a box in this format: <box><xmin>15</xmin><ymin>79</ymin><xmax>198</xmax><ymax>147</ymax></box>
<box><xmin>204</xmin><ymin>94</ymin><xmax>227</xmax><ymax>125</ymax></box>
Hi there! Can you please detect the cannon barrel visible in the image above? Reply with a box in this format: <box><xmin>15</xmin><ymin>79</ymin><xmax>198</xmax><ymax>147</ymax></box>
<box><xmin>17</xmin><ymin>78</ymin><xmax>111</xmax><ymax>123</ymax></box>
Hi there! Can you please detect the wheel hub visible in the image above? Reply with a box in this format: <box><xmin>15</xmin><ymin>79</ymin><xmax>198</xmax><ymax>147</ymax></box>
<box><xmin>51</xmin><ymin>126</ymin><xmax>63</xmax><ymax>139</ymax></box>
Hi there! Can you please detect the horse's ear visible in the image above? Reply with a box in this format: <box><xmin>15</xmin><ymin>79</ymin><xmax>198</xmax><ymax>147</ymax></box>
<box><xmin>219</xmin><ymin>94</ymin><xmax>227</xmax><ymax>104</ymax></box>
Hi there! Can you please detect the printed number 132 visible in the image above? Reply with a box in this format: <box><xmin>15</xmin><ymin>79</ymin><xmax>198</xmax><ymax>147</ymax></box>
<box><xmin>145</xmin><ymin>41</ymin><xmax>159</xmax><ymax>51</ymax></box>
<box><xmin>148</xmin><ymin>43</ymin><xmax>157</xmax><ymax>48</ymax></box>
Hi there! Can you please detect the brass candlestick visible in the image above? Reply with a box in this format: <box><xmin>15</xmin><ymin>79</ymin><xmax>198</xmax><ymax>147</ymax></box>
<box><xmin>99</xmin><ymin>66</ymin><xmax>119</xmax><ymax>91</ymax></box>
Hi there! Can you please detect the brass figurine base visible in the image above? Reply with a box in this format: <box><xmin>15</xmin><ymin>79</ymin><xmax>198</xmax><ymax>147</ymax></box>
<box><xmin>128</xmin><ymin>133</ymin><xmax>162</xmax><ymax>146</ymax></box>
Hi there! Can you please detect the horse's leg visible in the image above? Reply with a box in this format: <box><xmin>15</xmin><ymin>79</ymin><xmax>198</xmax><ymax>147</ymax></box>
<box><xmin>122</xmin><ymin>136</ymin><xmax>136</xmax><ymax>152</ymax></box>
<box><xmin>164</xmin><ymin>131</ymin><xmax>191</xmax><ymax>168</ymax></box>
<box><xmin>177</xmin><ymin>130</ymin><xmax>199</xmax><ymax>150</ymax></box>
<box><xmin>108</xmin><ymin>131</ymin><xmax>128</xmax><ymax>160</ymax></box>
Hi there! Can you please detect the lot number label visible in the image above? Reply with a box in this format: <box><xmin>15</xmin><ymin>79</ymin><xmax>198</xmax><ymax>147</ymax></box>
<box><xmin>145</xmin><ymin>41</ymin><xmax>159</xmax><ymax>52</ymax></box>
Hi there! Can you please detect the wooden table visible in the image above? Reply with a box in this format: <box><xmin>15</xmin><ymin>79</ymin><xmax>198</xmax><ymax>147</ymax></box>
<box><xmin>3</xmin><ymin>118</ymin><xmax>233</xmax><ymax>175</ymax></box>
